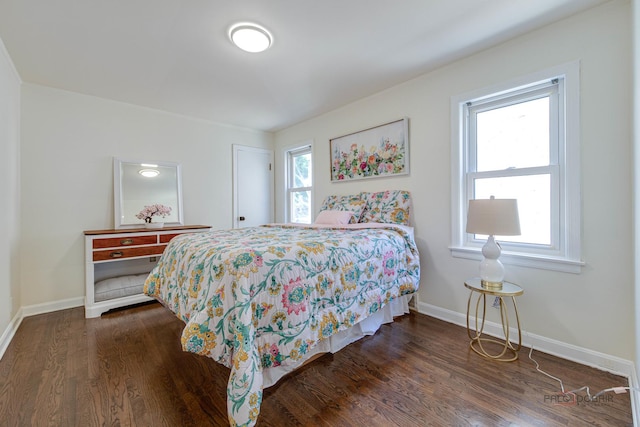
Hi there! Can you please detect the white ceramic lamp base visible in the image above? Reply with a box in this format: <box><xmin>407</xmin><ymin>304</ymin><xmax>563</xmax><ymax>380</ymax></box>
<box><xmin>479</xmin><ymin>235</ymin><xmax>504</xmax><ymax>289</ymax></box>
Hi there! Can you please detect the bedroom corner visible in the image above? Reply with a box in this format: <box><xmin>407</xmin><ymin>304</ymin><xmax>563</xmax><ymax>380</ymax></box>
<box><xmin>0</xmin><ymin>33</ymin><xmax>21</xmax><ymax>360</ymax></box>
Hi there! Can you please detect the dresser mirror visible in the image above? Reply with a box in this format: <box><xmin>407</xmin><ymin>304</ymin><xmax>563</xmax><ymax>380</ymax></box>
<box><xmin>114</xmin><ymin>158</ymin><xmax>184</xmax><ymax>228</ymax></box>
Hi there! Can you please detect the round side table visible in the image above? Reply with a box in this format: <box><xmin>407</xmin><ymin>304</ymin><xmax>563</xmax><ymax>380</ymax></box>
<box><xmin>464</xmin><ymin>277</ymin><xmax>524</xmax><ymax>362</ymax></box>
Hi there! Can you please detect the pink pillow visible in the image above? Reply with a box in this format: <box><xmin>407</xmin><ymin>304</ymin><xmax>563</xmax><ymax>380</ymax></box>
<box><xmin>314</xmin><ymin>210</ymin><xmax>355</xmax><ymax>225</ymax></box>
<box><xmin>319</xmin><ymin>194</ymin><xmax>366</xmax><ymax>223</ymax></box>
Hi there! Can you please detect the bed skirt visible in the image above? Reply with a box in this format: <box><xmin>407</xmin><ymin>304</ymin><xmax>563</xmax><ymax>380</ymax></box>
<box><xmin>262</xmin><ymin>294</ymin><xmax>412</xmax><ymax>388</ymax></box>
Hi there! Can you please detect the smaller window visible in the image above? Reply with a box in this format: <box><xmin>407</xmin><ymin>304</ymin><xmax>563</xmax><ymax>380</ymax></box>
<box><xmin>286</xmin><ymin>144</ymin><xmax>313</xmax><ymax>223</ymax></box>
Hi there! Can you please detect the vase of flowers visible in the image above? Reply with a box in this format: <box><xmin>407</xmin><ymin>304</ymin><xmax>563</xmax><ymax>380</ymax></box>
<box><xmin>136</xmin><ymin>204</ymin><xmax>172</xmax><ymax>228</ymax></box>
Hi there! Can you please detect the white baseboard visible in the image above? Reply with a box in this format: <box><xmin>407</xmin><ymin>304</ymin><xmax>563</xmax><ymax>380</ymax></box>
<box><xmin>21</xmin><ymin>296</ymin><xmax>84</xmax><ymax>317</ymax></box>
<box><xmin>0</xmin><ymin>307</ymin><xmax>24</xmax><ymax>360</ymax></box>
<box><xmin>0</xmin><ymin>297</ymin><xmax>84</xmax><ymax>361</ymax></box>
<box><xmin>628</xmin><ymin>365</ymin><xmax>640</xmax><ymax>427</ymax></box>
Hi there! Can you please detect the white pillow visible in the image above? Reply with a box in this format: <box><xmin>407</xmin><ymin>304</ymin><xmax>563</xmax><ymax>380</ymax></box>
<box><xmin>314</xmin><ymin>210</ymin><xmax>355</xmax><ymax>225</ymax></box>
<box><xmin>95</xmin><ymin>273</ymin><xmax>149</xmax><ymax>302</ymax></box>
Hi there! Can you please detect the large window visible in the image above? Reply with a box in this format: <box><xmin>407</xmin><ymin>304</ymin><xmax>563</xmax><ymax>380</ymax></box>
<box><xmin>286</xmin><ymin>144</ymin><xmax>312</xmax><ymax>223</ymax></box>
<box><xmin>451</xmin><ymin>63</ymin><xmax>583</xmax><ymax>273</ymax></box>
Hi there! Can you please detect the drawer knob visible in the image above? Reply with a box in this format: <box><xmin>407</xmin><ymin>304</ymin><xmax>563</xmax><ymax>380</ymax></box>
<box><xmin>110</xmin><ymin>251</ymin><xmax>124</xmax><ymax>258</ymax></box>
<box><xmin>120</xmin><ymin>239</ymin><xmax>134</xmax><ymax>245</ymax></box>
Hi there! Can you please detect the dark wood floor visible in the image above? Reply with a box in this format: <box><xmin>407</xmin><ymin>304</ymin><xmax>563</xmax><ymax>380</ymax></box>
<box><xmin>0</xmin><ymin>302</ymin><xmax>632</xmax><ymax>426</ymax></box>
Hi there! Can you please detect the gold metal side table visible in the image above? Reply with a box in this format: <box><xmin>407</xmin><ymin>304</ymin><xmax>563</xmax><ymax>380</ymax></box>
<box><xmin>465</xmin><ymin>277</ymin><xmax>524</xmax><ymax>362</ymax></box>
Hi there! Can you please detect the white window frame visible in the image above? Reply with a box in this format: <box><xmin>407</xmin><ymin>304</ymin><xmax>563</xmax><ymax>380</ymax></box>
<box><xmin>285</xmin><ymin>142</ymin><xmax>313</xmax><ymax>224</ymax></box>
<box><xmin>450</xmin><ymin>62</ymin><xmax>584</xmax><ymax>273</ymax></box>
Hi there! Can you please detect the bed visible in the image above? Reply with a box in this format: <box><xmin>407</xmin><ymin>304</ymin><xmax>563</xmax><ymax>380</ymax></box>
<box><xmin>143</xmin><ymin>190</ymin><xmax>420</xmax><ymax>426</ymax></box>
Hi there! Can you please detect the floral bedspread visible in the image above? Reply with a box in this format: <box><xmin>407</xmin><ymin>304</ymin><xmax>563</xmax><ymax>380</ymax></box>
<box><xmin>144</xmin><ymin>223</ymin><xmax>420</xmax><ymax>426</ymax></box>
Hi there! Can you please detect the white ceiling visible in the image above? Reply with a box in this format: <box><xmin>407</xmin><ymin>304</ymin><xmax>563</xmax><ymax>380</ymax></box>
<box><xmin>0</xmin><ymin>0</ymin><xmax>607</xmax><ymax>132</ymax></box>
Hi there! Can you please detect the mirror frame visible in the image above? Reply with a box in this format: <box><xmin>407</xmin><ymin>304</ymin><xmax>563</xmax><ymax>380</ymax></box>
<box><xmin>113</xmin><ymin>157</ymin><xmax>184</xmax><ymax>229</ymax></box>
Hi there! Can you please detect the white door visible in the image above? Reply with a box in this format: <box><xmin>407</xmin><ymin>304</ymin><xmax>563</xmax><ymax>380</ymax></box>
<box><xmin>233</xmin><ymin>145</ymin><xmax>274</xmax><ymax>228</ymax></box>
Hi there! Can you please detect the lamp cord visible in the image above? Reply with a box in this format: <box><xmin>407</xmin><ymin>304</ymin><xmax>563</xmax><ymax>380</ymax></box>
<box><xmin>527</xmin><ymin>342</ymin><xmax>640</xmax><ymax>400</ymax></box>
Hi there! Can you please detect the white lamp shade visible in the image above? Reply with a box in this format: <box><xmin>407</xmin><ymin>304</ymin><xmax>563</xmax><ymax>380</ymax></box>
<box><xmin>466</xmin><ymin>198</ymin><xmax>521</xmax><ymax>236</ymax></box>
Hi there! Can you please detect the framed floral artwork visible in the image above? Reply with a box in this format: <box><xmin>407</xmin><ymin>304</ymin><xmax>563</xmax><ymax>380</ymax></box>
<box><xmin>330</xmin><ymin>117</ymin><xmax>409</xmax><ymax>182</ymax></box>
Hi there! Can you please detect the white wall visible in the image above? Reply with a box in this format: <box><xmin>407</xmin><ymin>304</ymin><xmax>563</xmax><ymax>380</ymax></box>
<box><xmin>0</xmin><ymin>38</ymin><xmax>21</xmax><ymax>333</ymax></box>
<box><xmin>633</xmin><ymin>0</ymin><xmax>640</xmax><ymax>378</ymax></box>
<box><xmin>20</xmin><ymin>84</ymin><xmax>273</xmax><ymax>306</ymax></box>
<box><xmin>275</xmin><ymin>1</ymin><xmax>634</xmax><ymax>360</ymax></box>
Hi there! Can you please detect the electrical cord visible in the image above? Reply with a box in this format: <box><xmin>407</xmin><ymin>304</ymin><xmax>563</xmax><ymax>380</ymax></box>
<box><xmin>527</xmin><ymin>344</ymin><xmax>640</xmax><ymax>401</ymax></box>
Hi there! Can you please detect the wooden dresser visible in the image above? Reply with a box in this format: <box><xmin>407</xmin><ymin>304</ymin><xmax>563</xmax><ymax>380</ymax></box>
<box><xmin>84</xmin><ymin>225</ymin><xmax>210</xmax><ymax>318</ymax></box>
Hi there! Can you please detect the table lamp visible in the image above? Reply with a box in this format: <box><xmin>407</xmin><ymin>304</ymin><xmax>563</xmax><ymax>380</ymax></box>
<box><xmin>466</xmin><ymin>196</ymin><xmax>521</xmax><ymax>290</ymax></box>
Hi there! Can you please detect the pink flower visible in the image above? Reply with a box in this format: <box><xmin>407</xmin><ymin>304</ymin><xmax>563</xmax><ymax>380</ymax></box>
<box><xmin>282</xmin><ymin>277</ymin><xmax>307</xmax><ymax>315</ymax></box>
<box><xmin>135</xmin><ymin>204</ymin><xmax>172</xmax><ymax>223</ymax></box>
<box><xmin>383</xmin><ymin>251</ymin><xmax>396</xmax><ymax>277</ymax></box>
<box><xmin>269</xmin><ymin>344</ymin><xmax>281</xmax><ymax>367</ymax></box>
<box><xmin>269</xmin><ymin>344</ymin><xmax>279</xmax><ymax>357</ymax></box>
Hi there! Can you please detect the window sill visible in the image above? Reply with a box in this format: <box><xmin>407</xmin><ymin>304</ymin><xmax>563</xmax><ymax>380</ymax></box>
<box><xmin>449</xmin><ymin>246</ymin><xmax>584</xmax><ymax>274</ymax></box>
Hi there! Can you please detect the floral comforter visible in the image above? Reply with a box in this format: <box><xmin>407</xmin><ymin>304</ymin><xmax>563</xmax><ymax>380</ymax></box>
<box><xmin>144</xmin><ymin>223</ymin><xmax>420</xmax><ymax>426</ymax></box>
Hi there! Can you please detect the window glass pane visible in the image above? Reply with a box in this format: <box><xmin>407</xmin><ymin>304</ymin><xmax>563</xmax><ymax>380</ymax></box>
<box><xmin>290</xmin><ymin>190</ymin><xmax>311</xmax><ymax>224</ymax></box>
<box><xmin>476</xmin><ymin>97</ymin><xmax>550</xmax><ymax>172</ymax></box>
<box><xmin>474</xmin><ymin>174</ymin><xmax>550</xmax><ymax>245</ymax></box>
<box><xmin>293</xmin><ymin>153</ymin><xmax>311</xmax><ymax>188</ymax></box>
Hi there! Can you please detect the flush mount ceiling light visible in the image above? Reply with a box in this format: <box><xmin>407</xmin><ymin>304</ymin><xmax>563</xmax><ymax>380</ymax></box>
<box><xmin>138</xmin><ymin>169</ymin><xmax>160</xmax><ymax>178</ymax></box>
<box><xmin>229</xmin><ymin>23</ymin><xmax>272</xmax><ymax>53</ymax></box>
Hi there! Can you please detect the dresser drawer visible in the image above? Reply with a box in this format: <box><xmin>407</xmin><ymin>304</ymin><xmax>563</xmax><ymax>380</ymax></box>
<box><xmin>93</xmin><ymin>245</ymin><xmax>167</xmax><ymax>261</ymax></box>
<box><xmin>159</xmin><ymin>233</ymin><xmax>183</xmax><ymax>243</ymax></box>
<box><xmin>93</xmin><ymin>235</ymin><xmax>157</xmax><ymax>249</ymax></box>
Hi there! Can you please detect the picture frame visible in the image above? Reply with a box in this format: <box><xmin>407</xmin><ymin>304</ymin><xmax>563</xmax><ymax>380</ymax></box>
<box><xmin>330</xmin><ymin>117</ymin><xmax>409</xmax><ymax>182</ymax></box>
